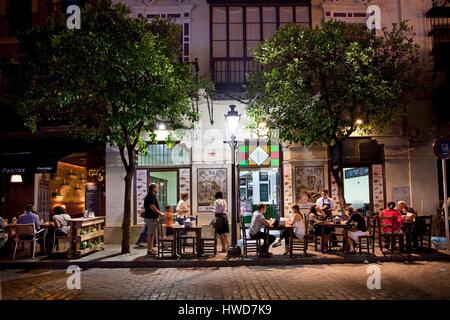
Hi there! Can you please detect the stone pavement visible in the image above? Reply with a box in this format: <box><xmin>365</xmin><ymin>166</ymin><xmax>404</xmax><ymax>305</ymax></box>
<box><xmin>1</xmin><ymin>244</ymin><xmax>449</xmax><ymax>270</ymax></box>
<box><xmin>1</xmin><ymin>261</ymin><xmax>450</xmax><ymax>300</ymax></box>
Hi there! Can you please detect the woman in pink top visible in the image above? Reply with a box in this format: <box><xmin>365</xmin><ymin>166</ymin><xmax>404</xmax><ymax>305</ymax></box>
<box><xmin>379</xmin><ymin>202</ymin><xmax>404</xmax><ymax>234</ymax></box>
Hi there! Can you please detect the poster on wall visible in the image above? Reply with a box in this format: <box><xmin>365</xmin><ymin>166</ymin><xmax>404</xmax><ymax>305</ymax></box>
<box><xmin>295</xmin><ymin>166</ymin><xmax>324</xmax><ymax>209</ymax></box>
<box><xmin>392</xmin><ymin>187</ymin><xmax>410</xmax><ymax>205</ymax></box>
<box><xmin>197</xmin><ymin>168</ymin><xmax>227</xmax><ymax>212</ymax></box>
<box><xmin>179</xmin><ymin>168</ymin><xmax>191</xmax><ymax>212</ymax></box>
<box><xmin>136</xmin><ymin>169</ymin><xmax>148</xmax><ymax>225</ymax></box>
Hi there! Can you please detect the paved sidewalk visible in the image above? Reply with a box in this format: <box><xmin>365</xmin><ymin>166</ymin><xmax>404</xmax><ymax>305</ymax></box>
<box><xmin>1</xmin><ymin>262</ymin><xmax>450</xmax><ymax>300</ymax></box>
<box><xmin>1</xmin><ymin>244</ymin><xmax>449</xmax><ymax>269</ymax></box>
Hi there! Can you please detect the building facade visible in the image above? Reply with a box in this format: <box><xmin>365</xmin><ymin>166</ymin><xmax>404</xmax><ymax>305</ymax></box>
<box><xmin>102</xmin><ymin>0</ymin><xmax>449</xmax><ymax>243</ymax></box>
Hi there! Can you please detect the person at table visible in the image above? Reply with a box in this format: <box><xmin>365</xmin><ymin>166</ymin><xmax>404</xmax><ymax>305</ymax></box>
<box><xmin>272</xmin><ymin>205</ymin><xmax>306</xmax><ymax>255</ymax></box>
<box><xmin>164</xmin><ymin>205</ymin><xmax>174</xmax><ymax>237</ymax></box>
<box><xmin>52</xmin><ymin>206</ymin><xmax>72</xmax><ymax>235</ymax></box>
<box><xmin>16</xmin><ymin>204</ymin><xmax>45</xmax><ymax>254</ymax></box>
<box><xmin>379</xmin><ymin>202</ymin><xmax>404</xmax><ymax>249</ymax></box>
<box><xmin>316</xmin><ymin>189</ymin><xmax>335</xmax><ymax>219</ymax></box>
<box><xmin>346</xmin><ymin>207</ymin><xmax>369</xmax><ymax>253</ymax></box>
<box><xmin>213</xmin><ymin>192</ymin><xmax>230</xmax><ymax>253</ymax></box>
<box><xmin>17</xmin><ymin>205</ymin><xmax>41</xmax><ymax>231</ymax></box>
<box><xmin>144</xmin><ymin>183</ymin><xmax>164</xmax><ymax>256</ymax></box>
<box><xmin>249</xmin><ymin>204</ymin><xmax>276</xmax><ymax>257</ymax></box>
<box><xmin>176</xmin><ymin>193</ymin><xmax>192</xmax><ymax>224</ymax></box>
<box><xmin>307</xmin><ymin>205</ymin><xmax>319</xmax><ymax>233</ymax></box>
<box><xmin>398</xmin><ymin>200</ymin><xmax>426</xmax><ymax>249</ymax></box>
<box><xmin>397</xmin><ymin>200</ymin><xmax>416</xmax><ymax>218</ymax></box>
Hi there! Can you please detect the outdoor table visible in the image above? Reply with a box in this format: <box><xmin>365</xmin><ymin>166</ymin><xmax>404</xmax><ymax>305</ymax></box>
<box><xmin>317</xmin><ymin>222</ymin><xmax>350</xmax><ymax>253</ymax></box>
<box><xmin>263</xmin><ymin>225</ymin><xmax>294</xmax><ymax>256</ymax></box>
<box><xmin>172</xmin><ymin>225</ymin><xmax>202</xmax><ymax>258</ymax></box>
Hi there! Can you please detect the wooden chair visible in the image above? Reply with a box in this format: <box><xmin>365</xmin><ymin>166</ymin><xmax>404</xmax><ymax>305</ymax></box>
<box><xmin>377</xmin><ymin>215</ymin><xmax>404</xmax><ymax>253</ymax></box>
<box><xmin>416</xmin><ymin>215</ymin><xmax>433</xmax><ymax>251</ymax></box>
<box><xmin>357</xmin><ymin>216</ymin><xmax>376</xmax><ymax>255</ymax></box>
<box><xmin>240</xmin><ymin>216</ymin><xmax>261</xmax><ymax>257</ymax></box>
<box><xmin>180</xmin><ymin>215</ymin><xmax>199</xmax><ymax>254</ymax></box>
<box><xmin>13</xmin><ymin>224</ymin><xmax>46</xmax><ymax>259</ymax></box>
<box><xmin>157</xmin><ymin>223</ymin><xmax>176</xmax><ymax>259</ymax></box>
<box><xmin>290</xmin><ymin>224</ymin><xmax>308</xmax><ymax>257</ymax></box>
<box><xmin>200</xmin><ymin>224</ymin><xmax>217</xmax><ymax>257</ymax></box>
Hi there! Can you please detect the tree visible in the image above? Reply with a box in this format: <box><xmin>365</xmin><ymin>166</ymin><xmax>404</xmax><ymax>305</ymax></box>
<box><xmin>1</xmin><ymin>0</ymin><xmax>206</xmax><ymax>253</ymax></box>
<box><xmin>247</xmin><ymin>20</ymin><xmax>420</xmax><ymax>210</ymax></box>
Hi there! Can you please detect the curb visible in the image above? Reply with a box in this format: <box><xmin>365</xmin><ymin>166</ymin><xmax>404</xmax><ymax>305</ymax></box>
<box><xmin>1</xmin><ymin>253</ymin><xmax>449</xmax><ymax>269</ymax></box>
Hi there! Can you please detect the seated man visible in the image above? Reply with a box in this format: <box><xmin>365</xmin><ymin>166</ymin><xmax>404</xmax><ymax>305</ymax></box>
<box><xmin>16</xmin><ymin>204</ymin><xmax>45</xmax><ymax>254</ymax></box>
<box><xmin>248</xmin><ymin>204</ymin><xmax>275</xmax><ymax>257</ymax></box>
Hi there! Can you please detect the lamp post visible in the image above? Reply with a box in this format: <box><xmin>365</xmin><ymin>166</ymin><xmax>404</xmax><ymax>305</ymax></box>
<box><xmin>224</xmin><ymin>105</ymin><xmax>242</xmax><ymax>258</ymax></box>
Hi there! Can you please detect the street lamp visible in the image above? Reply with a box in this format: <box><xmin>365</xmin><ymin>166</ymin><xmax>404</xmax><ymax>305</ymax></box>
<box><xmin>224</xmin><ymin>105</ymin><xmax>242</xmax><ymax>258</ymax></box>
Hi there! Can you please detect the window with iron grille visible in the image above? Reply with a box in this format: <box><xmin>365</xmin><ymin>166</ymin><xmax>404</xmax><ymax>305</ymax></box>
<box><xmin>427</xmin><ymin>1</ymin><xmax>450</xmax><ymax>72</ymax></box>
<box><xmin>138</xmin><ymin>144</ymin><xmax>191</xmax><ymax>167</ymax></box>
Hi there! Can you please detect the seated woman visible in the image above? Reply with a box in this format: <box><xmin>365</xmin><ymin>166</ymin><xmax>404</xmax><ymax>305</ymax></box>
<box><xmin>52</xmin><ymin>206</ymin><xmax>72</xmax><ymax>235</ymax></box>
<box><xmin>346</xmin><ymin>207</ymin><xmax>369</xmax><ymax>253</ymax></box>
<box><xmin>273</xmin><ymin>205</ymin><xmax>306</xmax><ymax>255</ymax></box>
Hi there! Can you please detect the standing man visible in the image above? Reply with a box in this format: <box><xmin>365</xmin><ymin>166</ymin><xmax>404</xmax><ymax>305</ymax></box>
<box><xmin>316</xmin><ymin>189</ymin><xmax>335</xmax><ymax>219</ymax></box>
<box><xmin>144</xmin><ymin>183</ymin><xmax>163</xmax><ymax>256</ymax></box>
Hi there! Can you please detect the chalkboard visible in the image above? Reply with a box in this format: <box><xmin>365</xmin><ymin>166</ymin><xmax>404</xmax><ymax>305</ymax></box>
<box><xmin>260</xmin><ymin>184</ymin><xmax>269</xmax><ymax>202</ymax></box>
<box><xmin>85</xmin><ymin>183</ymin><xmax>99</xmax><ymax>213</ymax></box>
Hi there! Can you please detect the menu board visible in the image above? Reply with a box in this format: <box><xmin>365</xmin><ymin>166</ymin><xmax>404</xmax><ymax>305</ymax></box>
<box><xmin>85</xmin><ymin>183</ymin><xmax>99</xmax><ymax>214</ymax></box>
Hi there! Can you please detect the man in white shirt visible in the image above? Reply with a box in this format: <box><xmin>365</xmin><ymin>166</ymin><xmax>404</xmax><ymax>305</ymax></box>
<box><xmin>316</xmin><ymin>189</ymin><xmax>335</xmax><ymax>218</ymax></box>
<box><xmin>249</xmin><ymin>204</ymin><xmax>275</xmax><ymax>257</ymax></box>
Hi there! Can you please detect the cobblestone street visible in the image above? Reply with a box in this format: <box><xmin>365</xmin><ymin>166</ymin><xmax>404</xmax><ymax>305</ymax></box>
<box><xmin>1</xmin><ymin>261</ymin><xmax>450</xmax><ymax>300</ymax></box>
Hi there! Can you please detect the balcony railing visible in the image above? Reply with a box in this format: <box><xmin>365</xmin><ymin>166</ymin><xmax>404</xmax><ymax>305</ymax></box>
<box><xmin>427</xmin><ymin>1</ymin><xmax>450</xmax><ymax>72</ymax></box>
<box><xmin>211</xmin><ymin>57</ymin><xmax>263</xmax><ymax>91</ymax></box>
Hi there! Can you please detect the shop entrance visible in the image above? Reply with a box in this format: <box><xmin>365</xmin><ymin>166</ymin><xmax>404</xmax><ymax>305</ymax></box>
<box><xmin>239</xmin><ymin>168</ymin><xmax>281</xmax><ymax>220</ymax></box>
<box><xmin>149</xmin><ymin>170</ymin><xmax>178</xmax><ymax>212</ymax></box>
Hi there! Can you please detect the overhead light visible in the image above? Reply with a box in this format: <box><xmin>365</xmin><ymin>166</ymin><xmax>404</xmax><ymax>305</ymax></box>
<box><xmin>225</xmin><ymin>105</ymin><xmax>241</xmax><ymax>137</ymax></box>
<box><xmin>158</xmin><ymin>123</ymin><xmax>166</xmax><ymax>130</ymax></box>
<box><xmin>258</xmin><ymin>122</ymin><xmax>267</xmax><ymax>129</ymax></box>
<box><xmin>10</xmin><ymin>175</ymin><xmax>23</xmax><ymax>183</ymax></box>
<box><xmin>356</xmin><ymin>119</ymin><xmax>363</xmax><ymax>125</ymax></box>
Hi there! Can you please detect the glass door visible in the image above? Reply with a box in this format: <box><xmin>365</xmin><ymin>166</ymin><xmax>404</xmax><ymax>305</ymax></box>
<box><xmin>149</xmin><ymin>170</ymin><xmax>178</xmax><ymax>212</ymax></box>
<box><xmin>343</xmin><ymin>167</ymin><xmax>371</xmax><ymax>215</ymax></box>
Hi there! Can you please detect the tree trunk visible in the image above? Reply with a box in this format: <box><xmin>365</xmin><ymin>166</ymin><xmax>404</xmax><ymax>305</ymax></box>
<box><xmin>330</xmin><ymin>142</ymin><xmax>347</xmax><ymax>212</ymax></box>
<box><xmin>121</xmin><ymin>167</ymin><xmax>134</xmax><ymax>254</ymax></box>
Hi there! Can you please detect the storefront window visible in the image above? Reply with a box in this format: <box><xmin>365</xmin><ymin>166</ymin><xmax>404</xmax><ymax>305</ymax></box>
<box><xmin>138</xmin><ymin>143</ymin><xmax>191</xmax><ymax>167</ymax></box>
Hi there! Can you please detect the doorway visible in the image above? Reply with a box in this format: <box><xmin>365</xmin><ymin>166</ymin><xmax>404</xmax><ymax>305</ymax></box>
<box><xmin>239</xmin><ymin>168</ymin><xmax>281</xmax><ymax>219</ymax></box>
<box><xmin>149</xmin><ymin>170</ymin><xmax>178</xmax><ymax>211</ymax></box>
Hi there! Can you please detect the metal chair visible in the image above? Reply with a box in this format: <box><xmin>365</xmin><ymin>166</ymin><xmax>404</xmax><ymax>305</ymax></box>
<box><xmin>13</xmin><ymin>224</ymin><xmax>46</xmax><ymax>259</ymax></box>
<box><xmin>157</xmin><ymin>222</ymin><xmax>176</xmax><ymax>259</ymax></box>
<box><xmin>240</xmin><ymin>216</ymin><xmax>261</xmax><ymax>257</ymax></box>
<box><xmin>52</xmin><ymin>228</ymin><xmax>69</xmax><ymax>254</ymax></box>
<box><xmin>200</xmin><ymin>224</ymin><xmax>217</xmax><ymax>257</ymax></box>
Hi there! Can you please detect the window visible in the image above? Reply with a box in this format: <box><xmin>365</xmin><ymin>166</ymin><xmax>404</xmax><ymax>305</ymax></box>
<box><xmin>6</xmin><ymin>0</ymin><xmax>32</xmax><ymax>37</ymax></box>
<box><xmin>137</xmin><ymin>10</ymin><xmax>191</xmax><ymax>62</ymax></box>
<box><xmin>211</xmin><ymin>4</ymin><xmax>311</xmax><ymax>89</ymax></box>
<box><xmin>138</xmin><ymin>144</ymin><xmax>191</xmax><ymax>167</ymax></box>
